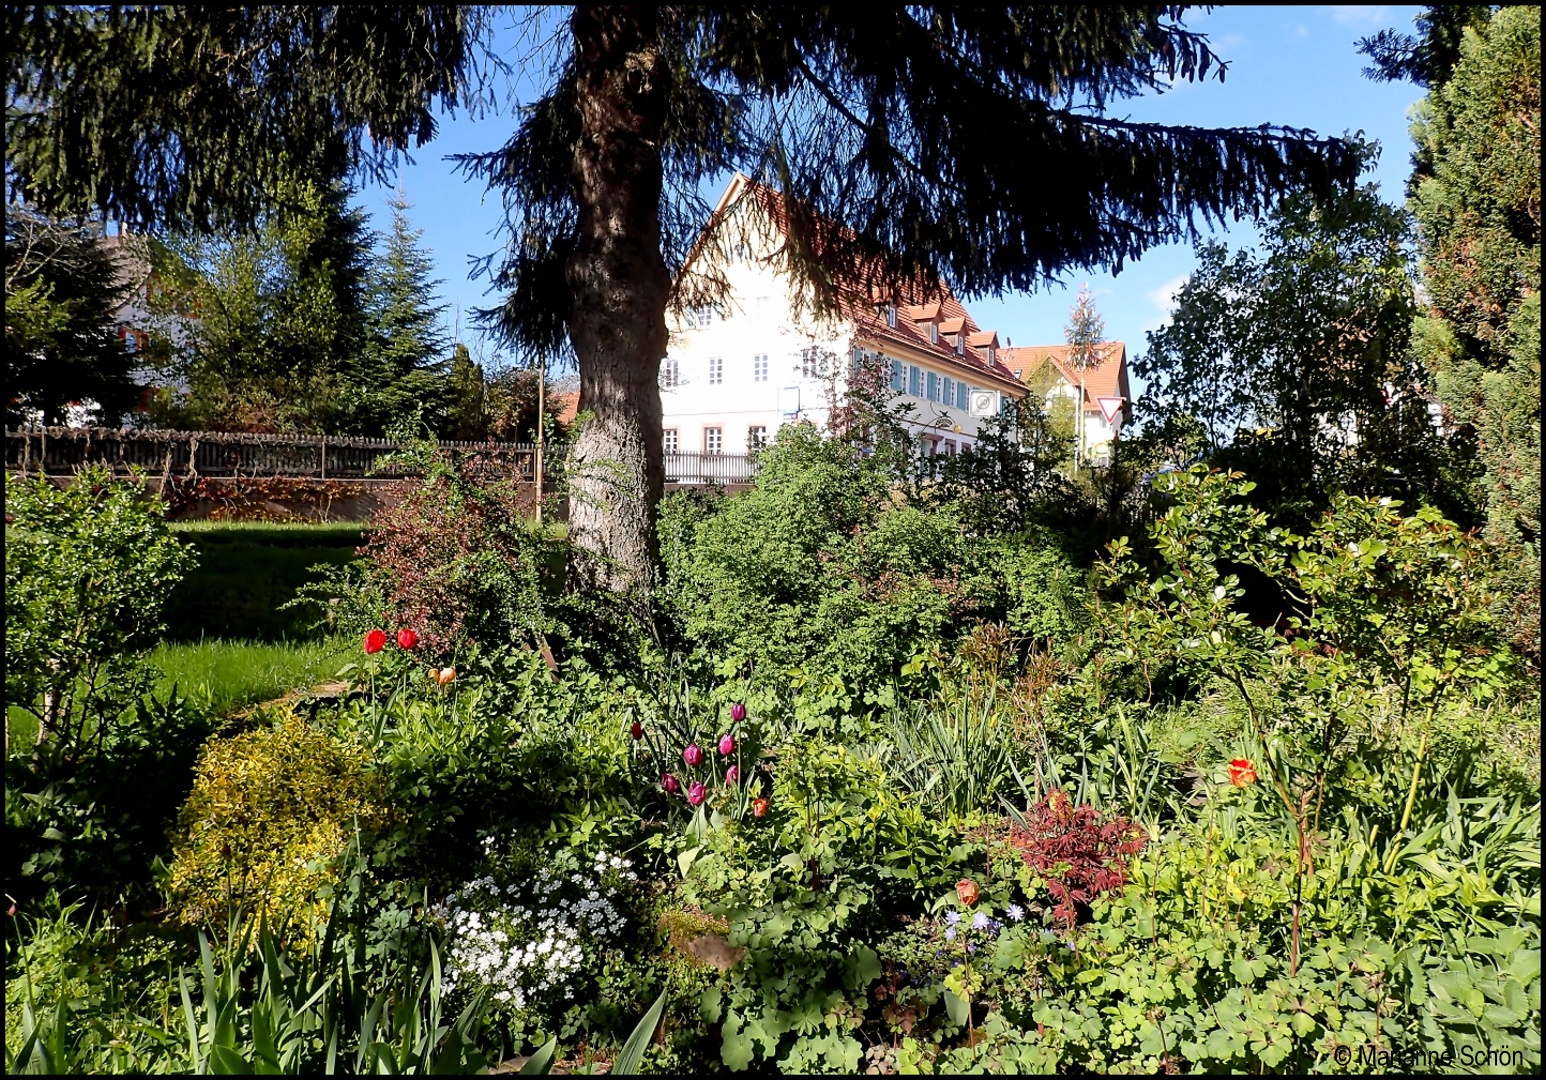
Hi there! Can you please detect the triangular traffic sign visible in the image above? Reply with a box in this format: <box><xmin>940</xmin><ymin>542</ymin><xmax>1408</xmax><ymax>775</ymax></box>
<box><xmin>1097</xmin><ymin>396</ymin><xmax>1126</xmax><ymax>424</ymax></box>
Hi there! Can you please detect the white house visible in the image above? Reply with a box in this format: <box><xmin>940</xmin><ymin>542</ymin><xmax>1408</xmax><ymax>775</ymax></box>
<box><xmin>661</xmin><ymin>174</ymin><xmax>1026</xmax><ymax>459</ymax></box>
<box><xmin>999</xmin><ymin>343</ymin><xmax>1131</xmax><ymax>464</ymax></box>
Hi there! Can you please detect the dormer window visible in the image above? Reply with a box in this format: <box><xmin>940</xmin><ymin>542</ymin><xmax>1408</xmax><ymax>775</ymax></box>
<box><xmin>986</xmin><ymin>346</ymin><xmax>995</xmax><ymax>366</ymax></box>
<box><xmin>885</xmin><ymin>305</ymin><xmax>897</xmax><ymax>329</ymax></box>
<box><xmin>929</xmin><ymin>322</ymin><xmax>939</xmax><ymax>345</ymax></box>
<box><xmin>955</xmin><ymin>335</ymin><xmax>964</xmax><ymax>356</ymax></box>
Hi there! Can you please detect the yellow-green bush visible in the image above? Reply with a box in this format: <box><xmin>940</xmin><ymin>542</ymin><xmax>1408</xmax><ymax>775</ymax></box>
<box><xmin>168</xmin><ymin>710</ymin><xmax>385</xmax><ymax>940</ymax></box>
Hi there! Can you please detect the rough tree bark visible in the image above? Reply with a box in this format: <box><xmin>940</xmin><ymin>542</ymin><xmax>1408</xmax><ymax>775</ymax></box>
<box><xmin>565</xmin><ymin>7</ymin><xmax>670</xmax><ymax>595</ymax></box>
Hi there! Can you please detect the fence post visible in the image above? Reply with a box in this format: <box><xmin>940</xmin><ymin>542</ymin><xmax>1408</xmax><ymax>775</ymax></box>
<box><xmin>320</xmin><ymin>435</ymin><xmax>327</xmax><ymax>481</ymax></box>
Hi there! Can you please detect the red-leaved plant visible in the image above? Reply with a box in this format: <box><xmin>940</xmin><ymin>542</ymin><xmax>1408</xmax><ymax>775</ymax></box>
<box><xmin>1007</xmin><ymin>788</ymin><xmax>1146</xmax><ymax>930</ymax></box>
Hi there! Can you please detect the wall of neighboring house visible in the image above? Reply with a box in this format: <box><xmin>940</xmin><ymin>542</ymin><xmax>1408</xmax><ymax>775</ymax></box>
<box><xmin>661</xmin><ymin>199</ymin><xmax>1020</xmax><ymax>456</ymax></box>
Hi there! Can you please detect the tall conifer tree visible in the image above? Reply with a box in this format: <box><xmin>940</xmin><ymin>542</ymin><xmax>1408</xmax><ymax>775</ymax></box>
<box><xmin>7</xmin><ymin>5</ymin><xmax>1365</xmax><ymax>593</ymax></box>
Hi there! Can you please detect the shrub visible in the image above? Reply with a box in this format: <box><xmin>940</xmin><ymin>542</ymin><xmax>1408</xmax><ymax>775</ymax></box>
<box><xmin>1003</xmin><ymin>789</ymin><xmax>1146</xmax><ymax>929</ymax></box>
<box><xmin>6</xmin><ymin>687</ymin><xmax>214</xmax><ymax>912</ymax></box>
<box><xmin>167</xmin><ymin>709</ymin><xmax>385</xmax><ymax>939</ymax></box>
<box><xmin>5</xmin><ymin>468</ymin><xmax>196</xmax><ymax>754</ymax></box>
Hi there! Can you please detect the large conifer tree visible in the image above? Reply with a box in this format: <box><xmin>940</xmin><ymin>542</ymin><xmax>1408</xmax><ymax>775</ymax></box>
<box><xmin>349</xmin><ymin>189</ymin><xmax>452</xmax><ymax>435</ymax></box>
<box><xmin>7</xmin><ymin>5</ymin><xmax>1364</xmax><ymax>593</ymax></box>
<box><xmin>1363</xmin><ymin>6</ymin><xmax>1540</xmax><ymax>660</ymax></box>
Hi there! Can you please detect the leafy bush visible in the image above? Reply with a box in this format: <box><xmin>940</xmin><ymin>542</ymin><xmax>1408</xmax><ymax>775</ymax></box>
<box><xmin>167</xmin><ymin>709</ymin><xmax>386</xmax><ymax>939</ymax></box>
<box><xmin>658</xmin><ymin>425</ymin><xmax>1087</xmax><ymax>701</ymax></box>
<box><xmin>5</xmin><ymin>468</ymin><xmax>196</xmax><ymax>754</ymax></box>
<box><xmin>6</xmin><ymin>687</ymin><xmax>215</xmax><ymax>914</ymax></box>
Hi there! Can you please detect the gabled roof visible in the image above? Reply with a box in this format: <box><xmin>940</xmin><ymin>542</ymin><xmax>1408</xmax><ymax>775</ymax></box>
<box><xmin>1000</xmin><ymin>343</ymin><xmax>1130</xmax><ymax>409</ymax></box>
<box><xmin>697</xmin><ymin>173</ymin><xmax>1025</xmax><ymax>394</ymax></box>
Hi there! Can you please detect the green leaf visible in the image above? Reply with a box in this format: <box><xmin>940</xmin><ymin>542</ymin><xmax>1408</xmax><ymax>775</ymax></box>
<box><xmin>517</xmin><ymin>1037</ymin><xmax>557</xmax><ymax>1074</ymax></box>
<box><xmin>611</xmin><ymin>991</ymin><xmax>666</xmax><ymax>1075</ymax></box>
<box><xmin>943</xmin><ymin>989</ymin><xmax>970</xmax><ymax>1027</ymax></box>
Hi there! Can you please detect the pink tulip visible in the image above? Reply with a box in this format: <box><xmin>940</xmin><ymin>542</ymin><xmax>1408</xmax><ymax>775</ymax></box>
<box><xmin>731</xmin><ymin>702</ymin><xmax>747</xmax><ymax>722</ymax></box>
<box><xmin>718</xmin><ymin>733</ymin><xmax>736</xmax><ymax>756</ymax></box>
<box><xmin>725</xmin><ymin>765</ymin><xmax>740</xmax><ymax>785</ymax></box>
<box><xmin>683</xmin><ymin>743</ymin><xmax>704</xmax><ymax>767</ymax></box>
<box><xmin>687</xmin><ymin>782</ymin><xmax>707</xmax><ymax>806</ymax></box>
<box><xmin>662</xmin><ymin>773</ymin><xmax>680</xmax><ymax>794</ymax></box>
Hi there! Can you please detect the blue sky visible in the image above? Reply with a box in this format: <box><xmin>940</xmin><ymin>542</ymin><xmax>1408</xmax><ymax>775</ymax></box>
<box><xmin>353</xmin><ymin>5</ymin><xmax>1428</xmax><ymax>389</ymax></box>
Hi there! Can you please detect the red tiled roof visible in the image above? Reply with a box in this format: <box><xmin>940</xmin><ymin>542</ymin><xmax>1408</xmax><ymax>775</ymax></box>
<box><xmin>1000</xmin><ymin>343</ymin><xmax>1130</xmax><ymax>409</ymax></box>
<box><xmin>697</xmin><ymin>174</ymin><xmax>1025</xmax><ymax>394</ymax></box>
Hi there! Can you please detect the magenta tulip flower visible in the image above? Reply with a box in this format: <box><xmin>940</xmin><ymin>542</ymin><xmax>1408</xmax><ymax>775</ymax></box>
<box><xmin>682</xmin><ymin>743</ymin><xmax>704</xmax><ymax>767</ymax></box>
<box><xmin>687</xmin><ymin>782</ymin><xmax>707</xmax><ymax>806</ymax></box>
<box><xmin>661</xmin><ymin>773</ymin><xmax>680</xmax><ymax>794</ymax></box>
<box><xmin>731</xmin><ymin>702</ymin><xmax>747</xmax><ymax>722</ymax></box>
<box><xmin>718</xmin><ymin>733</ymin><xmax>736</xmax><ymax>756</ymax></box>
<box><xmin>725</xmin><ymin>765</ymin><xmax>740</xmax><ymax>785</ymax></box>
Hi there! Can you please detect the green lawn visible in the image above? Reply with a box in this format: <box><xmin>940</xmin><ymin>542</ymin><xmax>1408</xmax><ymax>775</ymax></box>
<box><xmin>164</xmin><ymin>521</ymin><xmax>369</xmax><ymax>642</ymax></box>
<box><xmin>148</xmin><ymin>636</ymin><xmax>354</xmax><ymax>717</ymax></box>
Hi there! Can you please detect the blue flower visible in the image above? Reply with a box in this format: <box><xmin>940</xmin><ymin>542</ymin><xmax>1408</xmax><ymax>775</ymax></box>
<box><xmin>971</xmin><ymin>911</ymin><xmax>990</xmax><ymax>930</ymax></box>
<box><xmin>944</xmin><ymin>927</ymin><xmax>957</xmax><ymax>940</ymax></box>
<box><xmin>966</xmin><ymin>942</ymin><xmax>977</xmax><ymax>953</ymax></box>
<box><xmin>944</xmin><ymin>910</ymin><xmax>961</xmax><ymax>926</ymax></box>
<box><xmin>1007</xmin><ymin>904</ymin><xmax>1025</xmax><ymax>922</ymax></box>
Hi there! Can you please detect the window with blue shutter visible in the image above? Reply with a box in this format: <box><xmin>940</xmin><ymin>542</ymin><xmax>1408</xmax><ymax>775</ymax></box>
<box><xmin>909</xmin><ymin>366</ymin><xmax>921</xmax><ymax>396</ymax></box>
<box><xmin>942</xmin><ymin>377</ymin><xmax>954</xmax><ymax>407</ymax></box>
<box><xmin>927</xmin><ymin>372</ymin><xmax>939</xmax><ymax>401</ymax></box>
<box><xmin>891</xmin><ymin>360</ymin><xmax>905</xmax><ymax>391</ymax></box>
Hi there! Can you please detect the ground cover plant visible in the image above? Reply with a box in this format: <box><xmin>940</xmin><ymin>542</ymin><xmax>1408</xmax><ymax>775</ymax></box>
<box><xmin>9</xmin><ymin>420</ymin><xmax>1537</xmax><ymax>1074</ymax></box>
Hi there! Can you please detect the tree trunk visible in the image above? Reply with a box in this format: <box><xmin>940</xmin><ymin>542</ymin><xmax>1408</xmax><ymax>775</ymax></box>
<box><xmin>566</xmin><ymin>7</ymin><xmax>670</xmax><ymax>595</ymax></box>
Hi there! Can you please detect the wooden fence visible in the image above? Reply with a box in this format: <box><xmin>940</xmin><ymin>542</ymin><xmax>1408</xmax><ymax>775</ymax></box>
<box><xmin>4</xmin><ymin>427</ymin><xmax>760</xmax><ymax>486</ymax></box>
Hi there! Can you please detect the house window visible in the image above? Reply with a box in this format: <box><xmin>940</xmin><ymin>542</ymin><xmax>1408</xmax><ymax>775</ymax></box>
<box><xmin>885</xmin><ymin>305</ymin><xmax>897</xmax><ymax>329</ymax></box>
<box><xmin>694</xmin><ymin>305</ymin><xmax>715</xmax><ymax>328</ymax></box>
<box><xmin>851</xmin><ymin>347</ymin><xmax>863</xmax><ymax>373</ymax></box>
<box><xmin>660</xmin><ymin>358</ymin><xmax>681</xmax><ymax>388</ymax></box>
<box><xmin>986</xmin><ymin>346</ymin><xmax>996</xmax><ymax>365</ymax></box>
<box><xmin>908</xmin><ymin>366</ymin><xmax>922</xmax><ymax>396</ymax></box>
<box><xmin>955</xmin><ymin>335</ymin><xmax>964</xmax><ymax>356</ymax></box>
<box><xmin>926</xmin><ymin>372</ymin><xmax>939</xmax><ymax>402</ymax></box>
<box><xmin>891</xmin><ymin>359</ymin><xmax>905</xmax><ymax>391</ymax></box>
<box><xmin>942</xmin><ymin>377</ymin><xmax>954</xmax><ymax>407</ymax></box>
<box><xmin>943</xmin><ymin>439</ymin><xmax>957</xmax><ymax>456</ymax></box>
<box><xmin>664</xmin><ymin>428</ymin><xmax>678</xmax><ymax>453</ymax></box>
<box><xmin>708</xmin><ymin>356</ymin><xmax>724</xmax><ymax>385</ymax></box>
<box><xmin>929</xmin><ymin>322</ymin><xmax>939</xmax><ymax>345</ymax></box>
<box><xmin>754</xmin><ymin>296</ymin><xmax>769</xmax><ymax>317</ymax></box>
<box><xmin>753</xmin><ymin>353</ymin><xmax>769</xmax><ymax>382</ymax></box>
<box><xmin>801</xmin><ymin>347</ymin><xmax>825</xmax><ymax>379</ymax></box>
<box><xmin>705</xmin><ymin>427</ymin><xmax>723</xmax><ymax>454</ymax></box>
<box><xmin>957</xmin><ymin>381</ymin><xmax>971</xmax><ymax>409</ymax></box>
<box><xmin>747</xmin><ymin>425</ymin><xmax>767</xmax><ymax>450</ymax></box>
<box><xmin>122</xmin><ymin>329</ymin><xmax>141</xmax><ymax>353</ymax></box>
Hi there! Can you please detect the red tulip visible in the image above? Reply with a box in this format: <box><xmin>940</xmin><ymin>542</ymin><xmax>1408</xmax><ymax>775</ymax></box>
<box><xmin>396</xmin><ymin>628</ymin><xmax>419</xmax><ymax>650</ymax></box>
<box><xmin>363</xmin><ymin>629</ymin><xmax>387</xmax><ymax>654</ymax></box>
<box><xmin>956</xmin><ymin>879</ymin><xmax>980</xmax><ymax>906</ymax></box>
<box><xmin>1228</xmin><ymin>758</ymin><xmax>1258</xmax><ymax>787</ymax></box>
<box><xmin>718</xmin><ymin>733</ymin><xmax>737</xmax><ymax>756</ymax></box>
<box><xmin>630</xmin><ymin>720</ymin><xmax>644</xmax><ymax>741</ymax></box>
<box><xmin>662</xmin><ymin>773</ymin><xmax>680</xmax><ymax>794</ymax></box>
<box><xmin>725</xmin><ymin>765</ymin><xmax>740</xmax><ymax>785</ymax></box>
<box><xmin>683</xmin><ymin>743</ymin><xmax>704</xmax><ymax>767</ymax></box>
<box><xmin>752</xmin><ymin>797</ymin><xmax>769</xmax><ymax>818</ymax></box>
<box><xmin>731</xmin><ymin>702</ymin><xmax>747</xmax><ymax>722</ymax></box>
<box><xmin>687</xmin><ymin>782</ymin><xmax>707</xmax><ymax>806</ymax></box>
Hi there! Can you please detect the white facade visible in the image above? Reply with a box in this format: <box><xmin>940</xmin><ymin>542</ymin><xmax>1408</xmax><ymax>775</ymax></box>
<box><xmin>662</xmin><ymin>179</ymin><xmax>1024</xmax><ymax>457</ymax></box>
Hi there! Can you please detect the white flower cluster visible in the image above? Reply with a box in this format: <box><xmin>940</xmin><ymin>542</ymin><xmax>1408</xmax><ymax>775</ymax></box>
<box><xmin>433</xmin><ymin>847</ymin><xmax>635</xmax><ymax>1010</ymax></box>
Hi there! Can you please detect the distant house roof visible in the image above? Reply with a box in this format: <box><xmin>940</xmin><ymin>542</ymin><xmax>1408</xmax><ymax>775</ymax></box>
<box><xmin>694</xmin><ymin>173</ymin><xmax>1025</xmax><ymax>395</ymax></box>
<box><xmin>1000</xmin><ymin>343</ymin><xmax>1131</xmax><ymax>410</ymax></box>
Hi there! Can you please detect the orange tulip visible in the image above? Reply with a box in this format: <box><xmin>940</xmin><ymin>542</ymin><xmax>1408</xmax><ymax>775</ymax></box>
<box><xmin>956</xmin><ymin>878</ymin><xmax>980</xmax><ymax>906</ymax></box>
<box><xmin>437</xmin><ymin>667</ymin><xmax>457</xmax><ymax>686</ymax></box>
<box><xmin>1228</xmin><ymin>758</ymin><xmax>1258</xmax><ymax>786</ymax></box>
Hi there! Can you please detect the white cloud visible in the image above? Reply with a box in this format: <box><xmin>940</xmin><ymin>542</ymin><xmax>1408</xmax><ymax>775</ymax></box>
<box><xmin>1147</xmin><ymin>275</ymin><xmax>1189</xmax><ymax>314</ymax></box>
<box><xmin>1330</xmin><ymin>6</ymin><xmax>1394</xmax><ymax>29</ymax></box>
